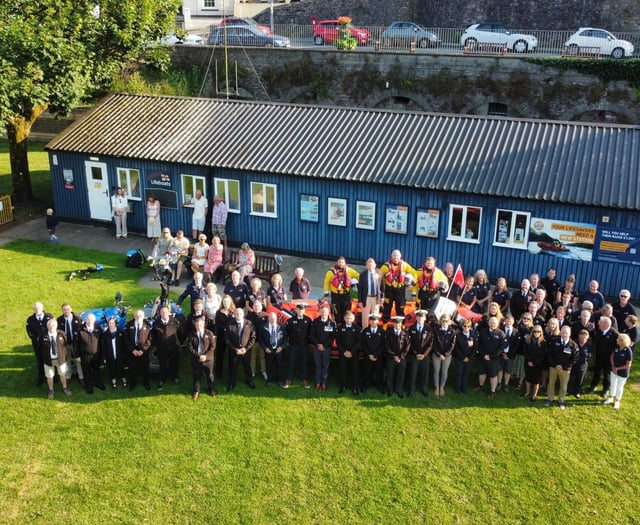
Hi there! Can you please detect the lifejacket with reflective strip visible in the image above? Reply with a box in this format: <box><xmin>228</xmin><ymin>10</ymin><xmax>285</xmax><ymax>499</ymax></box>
<box><xmin>331</xmin><ymin>266</ymin><xmax>350</xmax><ymax>290</ymax></box>
<box><xmin>384</xmin><ymin>260</ymin><xmax>406</xmax><ymax>286</ymax></box>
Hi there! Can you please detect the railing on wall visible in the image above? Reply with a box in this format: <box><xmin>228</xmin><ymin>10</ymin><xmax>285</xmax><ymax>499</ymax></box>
<box><xmin>197</xmin><ymin>24</ymin><xmax>640</xmax><ymax>58</ymax></box>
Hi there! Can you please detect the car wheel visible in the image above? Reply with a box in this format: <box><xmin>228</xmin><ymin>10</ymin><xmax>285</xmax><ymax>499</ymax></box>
<box><xmin>418</xmin><ymin>38</ymin><xmax>429</xmax><ymax>49</ymax></box>
<box><xmin>464</xmin><ymin>37</ymin><xmax>477</xmax><ymax>50</ymax></box>
<box><xmin>313</xmin><ymin>35</ymin><xmax>324</xmax><ymax>46</ymax></box>
<box><xmin>265</xmin><ymin>43</ymin><xmax>273</xmax><ymax>48</ymax></box>
<box><xmin>513</xmin><ymin>40</ymin><xmax>528</xmax><ymax>53</ymax></box>
<box><xmin>611</xmin><ymin>47</ymin><xmax>625</xmax><ymax>59</ymax></box>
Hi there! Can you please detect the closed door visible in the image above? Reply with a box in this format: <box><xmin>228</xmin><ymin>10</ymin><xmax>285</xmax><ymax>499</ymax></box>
<box><xmin>85</xmin><ymin>161</ymin><xmax>112</xmax><ymax>221</ymax></box>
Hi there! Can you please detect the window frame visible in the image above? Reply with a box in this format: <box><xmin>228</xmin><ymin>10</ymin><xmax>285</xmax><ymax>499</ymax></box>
<box><xmin>181</xmin><ymin>174</ymin><xmax>206</xmax><ymax>207</ymax></box>
<box><xmin>250</xmin><ymin>181</ymin><xmax>277</xmax><ymax>218</ymax></box>
<box><xmin>447</xmin><ymin>204</ymin><xmax>482</xmax><ymax>244</ymax></box>
<box><xmin>493</xmin><ymin>209</ymin><xmax>531</xmax><ymax>249</ymax></box>
<box><xmin>213</xmin><ymin>177</ymin><xmax>241</xmax><ymax>214</ymax></box>
<box><xmin>116</xmin><ymin>167</ymin><xmax>142</xmax><ymax>201</ymax></box>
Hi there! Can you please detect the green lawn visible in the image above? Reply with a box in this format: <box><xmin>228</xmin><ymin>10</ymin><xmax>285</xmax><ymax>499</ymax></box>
<box><xmin>1</xmin><ymin>240</ymin><xmax>639</xmax><ymax>524</ymax></box>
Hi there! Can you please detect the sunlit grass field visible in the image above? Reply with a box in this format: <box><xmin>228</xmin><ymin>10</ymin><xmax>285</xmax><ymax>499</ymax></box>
<box><xmin>1</xmin><ymin>141</ymin><xmax>639</xmax><ymax>523</ymax></box>
<box><xmin>0</xmin><ymin>240</ymin><xmax>639</xmax><ymax>524</ymax></box>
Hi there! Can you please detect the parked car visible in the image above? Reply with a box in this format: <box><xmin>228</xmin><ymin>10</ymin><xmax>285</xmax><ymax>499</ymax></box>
<box><xmin>158</xmin><ymin>33</ymin><xmax>204</xmax><ymax>46</ymax></box>
<box><xmin>208</xmin><ymin>26</ymin><xmax>290</xmax><ymax>48</ymax></box>
<box><xmin>218</xmin><ymin>16</ymin><xmax>272</xmax><ymax>36</ymax></box>
<box><xmin>312</xmin><ymin>19</ymin><xmax>371</xmax><ymax>46</ymax></box>
<box><xmin>564</xmin><ymin>28</ymin><xmax>634</xmax><ymax>59</ymax></box>
<box><xmin>382</xmin><ymin>21</ymin><xmax>440</xmax><ymax>49</ymax></box>
<box><xmin>459</xmin><ymin>23</ymin><xmax>537</xmax><ymax>53</ymax></box>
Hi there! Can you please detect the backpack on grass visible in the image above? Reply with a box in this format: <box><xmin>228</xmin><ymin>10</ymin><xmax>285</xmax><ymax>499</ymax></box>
<box><xmin>126</xmin><ymin>249</ymin><xmax>146</xmax><ymax>268</ymax></box>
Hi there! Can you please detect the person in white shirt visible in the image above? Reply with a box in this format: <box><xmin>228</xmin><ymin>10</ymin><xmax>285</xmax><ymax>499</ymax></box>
<box><xmin>111</xmin><ymin>187</ymin><xmax>128</xmax><ymax>239</ymax></box>
<box><xmin>184</xmin><ymin>189</ymin><xmax>208</xmax><ymax>242</ymax></box>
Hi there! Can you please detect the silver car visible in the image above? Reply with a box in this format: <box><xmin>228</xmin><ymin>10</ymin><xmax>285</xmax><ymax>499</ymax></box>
<box><xmin>382</xmin><ymin>21</ymin><xmax>440</xmax><ymax>49</ymax></box>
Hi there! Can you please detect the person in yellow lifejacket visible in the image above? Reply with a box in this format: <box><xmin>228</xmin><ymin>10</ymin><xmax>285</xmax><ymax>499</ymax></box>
<box><xmin>380</xmin><ymin>250</ymin><xmax>417</xmax><ymax>322</ymax></box>
<box><xmin>324</xmin><ymin>256</ymin><xmax>360</xmax><ymax>323</ymax></box>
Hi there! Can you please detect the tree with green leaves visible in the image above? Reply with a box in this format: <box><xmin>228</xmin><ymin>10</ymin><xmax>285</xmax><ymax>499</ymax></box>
<box><xmin>0</xmin><ymin>0</ymin><xmax>181</xmax><ymax>203</ymax></box>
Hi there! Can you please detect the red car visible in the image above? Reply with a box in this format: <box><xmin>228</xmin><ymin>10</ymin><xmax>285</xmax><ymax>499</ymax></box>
<box><xmin>312</xmin><ymin>19</ymin><xmax>370</xmax><ymax>46</ymax></box>
<box><xmin>218</xmin><ymin>17</ymin><xmax>272</xmax><ymax>36</ymax></box>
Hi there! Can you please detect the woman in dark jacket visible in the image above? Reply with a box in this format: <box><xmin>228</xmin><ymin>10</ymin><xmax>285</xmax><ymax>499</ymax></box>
<box><xmin>101</xmin><ymin>316</ymin><xmax>127</xmax><ymax>389</ymax></box>
<box><xmin>522</xmin><ymin>326</ymin><xmax>548</xmax><ymax>402</ymax></box>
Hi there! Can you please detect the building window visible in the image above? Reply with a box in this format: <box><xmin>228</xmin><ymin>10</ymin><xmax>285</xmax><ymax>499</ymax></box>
<box><xmin>214</xmin><ymin>178</ymin><xmax>240</xmax><ymax>213</ymax></box>
<box><xmin>447</xmin><ymin>204</ymin><xmax>482</xmax><ymax>244</ymax></box>
<box><xmin>203</xmin><ymin>0</ymin><xmax>216</xmax><ymax>8</ymax></box>
<box><xmin>493</xmin><ymin>209</ymin><xmax>530</xmax><ymax>249</ymax></box>
<box><xmin>181</xmin><ymin>174</ymin><xmax>206</xmax><ymax>205</ymax></box>
<box><xmin>250</xmin><ymin>182</ymin><xmax>277</xmax><ymax>217</ymax></box>
<box><xmin>117</xmin><ymin>168</ymin><xmax>141</xmax><ymax>200</ymax></box>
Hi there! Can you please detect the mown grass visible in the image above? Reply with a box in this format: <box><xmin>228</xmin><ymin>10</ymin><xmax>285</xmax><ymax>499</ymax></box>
<box><xmin>1</xmin><ymin>240</ymin><xmax>639</xmax><ymax>524</ymax></box>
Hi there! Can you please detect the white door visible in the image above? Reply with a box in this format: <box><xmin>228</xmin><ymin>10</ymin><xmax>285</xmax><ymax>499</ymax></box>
<box><xmin>84</xmin><ymin>161</ymin><xmax>112</xmax><ymax>221</ymax></box>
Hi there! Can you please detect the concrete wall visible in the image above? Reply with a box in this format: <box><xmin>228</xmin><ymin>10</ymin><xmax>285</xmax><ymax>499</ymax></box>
<box><xmin>256</xmin><ymin>0</ymin><xmax>640</xmax><ymax>30</ymax></box>
<box><xmin>171</xmin><ymin>46</ymin><xmax>640</xmax><ymax>124</ymax></box>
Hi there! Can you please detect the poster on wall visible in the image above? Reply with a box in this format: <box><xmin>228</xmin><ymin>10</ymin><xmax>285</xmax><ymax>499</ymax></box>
<box><xmin>147</xmin><ymin>170</ymin><xmax>172</xmax><ymax>191</ymax></box>
<box><xmin>385</xmin><ymin>205</ymin><xmax>408</xmax><ymax>234</ymax></box>
<box><xmin>328</xmin><ymin>197</ymin><xmax>347</xmax><ymax>227</ymax></box>
<box><xmin>300</xmin><ymin>194</ymin><xmax>319</xmax><ymax>222</ymax></box>
<box><xmin>355</xmin><ymin>201</ymin><xmax>376</xmax><ymax>230</ymax></box>
<box><xmin>528</xmin><ymin>217</ymin><xmax>596</xmax><ymax>261</ymax></box>
<box><xmin>594</xmin><ymin>226</ymin><xmax>640</xmax><ymax>265</ymax></box>
<box><xmin>63</xmin><ymin>169</ymin><xmax>75</xmax><ymax>190</ymax></box>
<box><xmin>416</xmin><ymin>208</ymin><xmax>439</xmax><ymax>237</ymax></box>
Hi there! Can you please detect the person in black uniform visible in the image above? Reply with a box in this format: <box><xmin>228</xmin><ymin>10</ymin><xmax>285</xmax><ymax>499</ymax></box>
<box><xmin>475</xmin><ymin>317</ymin><xmax>507</xmax><ymax>399</ymax></box>
<box><xmin>498</xmin><ymin>315</ymin><xmax>521</xmax><ymax>392</ymax></box>
<box><xmin>187</xmin><ymin>316</ymin><xmax>217</xmax><ymax>399</ymax></box>
<box><xmin>522</xmin><ymin>326</ymin><xmax>548</xmax><ymax>402</ymax></box>
<box><xmin>101</xmin><ymin>316</ymin><xmax>127</xmax><ymax>389</ymax></box>
<box><xmin>431</xmin><ymin>314</ymin><xmax>457</xmax><ymax>397</ymax></box>
<box><xmin>258</xmin><ymin>311</ymin><xmax>287</xmax><ymax>387</ymax></box>
<box><xmin>361</xmin><ymin>313</ymin><xmax>386</xmax><ymax>393</ymax></box>
<box><xmin>454</xmin><ymin>319</ymin><xmax>476</xmax><ymax>394</ymax></box>
<box><xmin>309</xmin><ymin>305</ymin><xmax>336</xmax><ymax>392</ymax></box>
<box><xmin>406</xmin><ymin>310</ymin><xmax>433</xmax><ymax>397</ymax></box>
<box><xmin>224</xmin><ymin>271</ymin><xmax>250</xmax><ymax>310</ymax></box>
<box><xmin>567</xmin><ymin>329</ymin><xmax>591</xmax><ymax>398</ymax></box>
<box><xmin>285</xmin><ymin>303</ymin><xmax>312</xmax><ymax>389</ymax></box>
<box><xmin>510</xmin><ymin>279</ymin><xmax>534</xmax><ymax>320</ymax></box>
<box><xmin>588</xmin><ymin>316</ymin><xmax>619</xmax><ymax>396</ymax></box>
<box><xmin>77</xmin><ymin>313</ymin><xmax>105</xmax><ymax>394</ymax></box>
<box><xmin>225</xmin><ymin>308</ymin><xmax>257</xmax><ymax>392</ymax></box>
<box><xmin>336</xmin><ymin>310</ymin><xmax>361</xmax><ymax>395</ymax></box>
<box><xmin>176</xmin><ymin>271</ymin><xmax>206</xmax><ymax>314</ymax></box>
<box><xmin>151</xmin><ymin>305</ymin><xmax>182</xmax><ymax>390</ymax></box>
<box><xmin>544</xmin><ymin>324</ymin><xmax>578</xmax><ymax>410</ymax></box>
<box><xmin>26</xmin><ymin>301</ymin><xmax>53</xmax><ymax>387</ymax></box>
<box><xmin>124</xmin><ymin>310</ymin><xmax>153</xmax><ymax>391</ymax></box>
<box><xmin>214</xmin><ymin>295</ymin><xmax>235</xmax><ymax>381</ymax></box>
<box><xmin>385</xmin><ymin>316</ymin><xmax>411</xmax><ymax>398</ymax></box>
<box><xmin>57</xmin><ymin>303</ymin><xmax>84</xmax><ymax>387</ymax></box>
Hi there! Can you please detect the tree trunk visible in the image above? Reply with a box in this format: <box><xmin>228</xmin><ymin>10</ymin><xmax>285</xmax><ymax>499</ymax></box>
<box><xmin>6</xmin><ymin>104</ymin><xmax>48</xmax><ymax>204</ymax></box>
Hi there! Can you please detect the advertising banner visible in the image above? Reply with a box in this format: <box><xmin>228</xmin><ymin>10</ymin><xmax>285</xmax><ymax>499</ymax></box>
<box><xmin>594</xmin><ymin>226</ymin><xmax>640</xmax><ymax>265</ymax></box>
<box><xmin>528</xmin><ymin>218</ymin><xmax>596</xmax><ymax>261</ymax></box>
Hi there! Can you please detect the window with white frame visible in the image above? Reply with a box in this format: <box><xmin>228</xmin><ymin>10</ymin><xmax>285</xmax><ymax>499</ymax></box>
<box><xmin>117</xmin><ymin>168</ymin><xmax>141</xmax><ymax>200</ymax></box>
<box><xmin>181</xmin><ymin>174</ymin><xmax>206</xmax><ymax>205</ymax></box>
<box><xmin>447</xmin><ymin>204</ymin><xmax>482</xmax><ymax>244</ymax></box>
<box><xmin>203</xmin><ymin>0</ymin><xmax>216</xmax><ymax>8</ymax></box>
<box><xmin>214</xmin><ymin>177</ymin><xmax>240</xmax><ymax>213</ymax></box>
<box><xmin>493</xmin><ymin>209</ymin><xmax>530</xmax><ymax>249</ymax></box>
<box><xmin>250</xmin><ymin>182</ymin><xmax>277</xmax><ymax>217</ymax></box>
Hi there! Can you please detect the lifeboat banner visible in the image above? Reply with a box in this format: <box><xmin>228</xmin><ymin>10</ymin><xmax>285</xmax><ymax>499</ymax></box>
<box><xmin>528</xmin><ymin>218</ymin><xmax>596</xmax><ymax>261</ymax></box>
<box><xmin>594</xmin><ymin>226</ymin><xmax>640</xmax><ymax>265</ymax></box>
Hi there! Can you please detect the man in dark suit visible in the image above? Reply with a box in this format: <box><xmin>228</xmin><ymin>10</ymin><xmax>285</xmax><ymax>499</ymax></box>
<box><xmin>336</xmin><ymin>310</ymin><xmax>361</xmax><ymax>395</ymax></box>
<box><xmin>589</xmin><ymin>316</ymin><xmax>619</xmax><ymax>396</ymax></box>
<box><xmin>258</xmin><ymin>311</ymin><xmax>287</xmax><ymax>387</ymax></box>
<box><xmin>124</xmin><ymin>310</ymin><xmax>153</xmax><ymax>391</ymax></box>
<box><xmin>77</xmin><ymin>313</ymin><xmax>105</xmax><ymax>394</ymax></box>
<box><xmin>361</xmin><ymin>313</ymin><xmax>386</xmax><ymax>393</ymax></box>
<box><xmin>151</xmin><ymin>305</ymin><xmax>183</xmax><ymax>390</ymax></box>
<box><xmin>187</xmin><ymin>316</ymin><xmax>217</xmax><ymax>399</ymax></box>
<box><xmin>57</xmin><ymin>303</ymin><xmax>84</xmax><ymax>386</ymax></box>
<box><xmin>476</xmin><ymin>317</ymin><xmax>507</xmax><ymax>399</ymax></box>
<box><xmin>406</xmin><ymin>310</ymin><xmax>433</xmax><ymax>396</ymax></box>
<box><xmin>358</xmin><ymin>258</ymin><xmax>382</xmax><ymax>328</ymax></box>
<box><xmin>385</xmin><ymin>316</ymin><xmax>411</xmax><ymax>397</ymax></box>
<box><xmin>225</xmin><ymin>308</ymin><xmax>257</xmax><ymax>391</ymax></box>
<box><xmin>26</xmin><ymin>301</ymin><xmax>54</xmax><ymax>386</ymax></box>
<box><xmin>284</xmin><ymin>303</ymin><xmax>312</xmax><ymax>389</ymax></box>
<box><xmin>510</xmin><ymin>279</ymin><xmax>534</xmax><ymax>320</ymax></box>
<box><xmin>176</xmin><ymin>272</ymin><xmax>206</xmax><ymax>314</ymax></box>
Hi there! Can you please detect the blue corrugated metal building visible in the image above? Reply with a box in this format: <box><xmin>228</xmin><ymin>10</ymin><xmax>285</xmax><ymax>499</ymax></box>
<box><xmin>46</xmin><ymin>93</ymin><xmax>640</xmax><ymax>297</ymax></box>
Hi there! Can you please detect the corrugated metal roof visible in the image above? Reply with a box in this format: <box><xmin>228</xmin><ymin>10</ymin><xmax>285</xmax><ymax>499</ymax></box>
<box><xmin>46</xmin><ymin>93</ymin><xmax>640</xmax><ymax>210</ymax></box>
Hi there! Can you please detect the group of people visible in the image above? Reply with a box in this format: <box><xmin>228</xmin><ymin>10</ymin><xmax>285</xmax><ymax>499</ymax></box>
<box><xmin>27</xmin><ymin>245</ymin><xmax>635</xmax><ymax>409</ymax></box>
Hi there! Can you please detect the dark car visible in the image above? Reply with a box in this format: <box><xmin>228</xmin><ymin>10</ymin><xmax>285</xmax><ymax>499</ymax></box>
<box><xmin>208</xmin><ymin>26</ymin><xmax>290</xmax><ymax>48</ymax></box>
<box><xmin>218</xmin><ymin>16</ymin><xmax>272</xmax><ymax>36</ymax></box>
<box><xmin>382</xmin><ymin>21</ymin><xmax>440</xmax><ymax>49</ymax></box>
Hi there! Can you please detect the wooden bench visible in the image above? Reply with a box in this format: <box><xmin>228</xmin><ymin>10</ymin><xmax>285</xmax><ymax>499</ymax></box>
<box><xmin>223</xmin><ymin>248</ymin><xmax>281</xmax><ymax>284</ymax></box>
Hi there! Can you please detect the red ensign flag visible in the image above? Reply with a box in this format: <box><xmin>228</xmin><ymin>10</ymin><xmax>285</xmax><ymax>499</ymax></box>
<box><xmin>453</xmin><ymin>264</ymin><xmax>465</xmax><ymax>290</ymax></box>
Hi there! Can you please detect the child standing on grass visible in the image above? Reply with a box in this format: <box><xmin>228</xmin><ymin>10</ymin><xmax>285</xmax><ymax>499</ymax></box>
<box><xmin>46</xmin><ymin>208</ymin><xmax>59</xmax><ymax>244</ymax></box>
